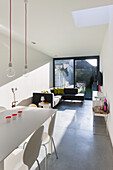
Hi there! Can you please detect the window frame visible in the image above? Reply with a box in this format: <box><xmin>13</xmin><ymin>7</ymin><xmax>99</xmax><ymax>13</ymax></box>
<box><xmin>53</xmin><ymin>56</ymin><xmax>100</xmax><ymax>89</ymax></box>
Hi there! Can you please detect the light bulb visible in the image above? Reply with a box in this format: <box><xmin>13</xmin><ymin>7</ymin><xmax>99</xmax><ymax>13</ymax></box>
<box><xmin>7</xmin><ymin>62</ymin><xmax>15</xmax><ymax>77</ymax></box>
<box><xmin>23</xmin><ymin>64</ymin><xmax>29</xmax><ymax>77</ymax></box>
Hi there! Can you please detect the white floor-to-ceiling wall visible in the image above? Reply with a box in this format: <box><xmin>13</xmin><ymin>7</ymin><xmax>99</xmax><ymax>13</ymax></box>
<box><xmin>100</xmin><ymin>6</ymin><xmax>113</xmax><ymax>145</ymax></box>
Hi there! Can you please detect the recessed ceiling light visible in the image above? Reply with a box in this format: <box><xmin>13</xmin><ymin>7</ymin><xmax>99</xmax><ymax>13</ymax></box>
<box><xmin>72</xmin><ymin>5</ymin><xmax>113</xmax><ymax>27</ymax></box>
<box><xmin>31</xmin><ymin>41</ymin><xmax>36</xmax><ymax>45</ymax></box>
<box><xmin>54</xmin><ymin>55</ymin><xmax>58</xmax><ymax>57</ymax></box>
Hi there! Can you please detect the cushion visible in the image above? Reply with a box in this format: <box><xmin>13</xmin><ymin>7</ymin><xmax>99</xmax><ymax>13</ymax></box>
<box><xmin>33</xmin><ymin>93</ymin><xmax>53</xmax><ymax>107</ymax></box>
<box><xmin>57</xmin><ymin>88</ymin><xmax>64</xmax><ymax>95</ymax></box>
<box><xmin>78</xmin><ymin>89</ymin><xmax>82</xmax><ymax>93</ymax></box>
<box><xmin>41</xmin><ymin>90</ymin><xmax>49</xmax><ymax>93</ymax></box>
<box><xmin>53</xmin><ymin>87</ymin><xmax>58</xmax><ymax>95</ymax></box>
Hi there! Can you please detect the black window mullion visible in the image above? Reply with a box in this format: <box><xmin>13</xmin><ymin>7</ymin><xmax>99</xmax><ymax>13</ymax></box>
<box><xmin>53</xmin><ymin>59</ymin><xmax>55</xmax><ymax>87</ymax></box>
<box><xmin>74</xmin><ymin>59</ymin><xmax>75</xmax><ymax>88</ymax></box>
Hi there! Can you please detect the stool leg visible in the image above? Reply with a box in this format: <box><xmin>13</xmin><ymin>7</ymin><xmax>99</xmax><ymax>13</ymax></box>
<box><xmin>42</xmin><ymin>145</ymin><xmax>47</xmax><ymax>170</ymax></box>
<box><xmin>37</xmin><ymin>159</ymin><xmax>41</xmax><ymax>170</ymax></box>
<box><xmin>52</xmin><ymin>137</ymin><xmax>58</xmax><ymax>159</ymax></box>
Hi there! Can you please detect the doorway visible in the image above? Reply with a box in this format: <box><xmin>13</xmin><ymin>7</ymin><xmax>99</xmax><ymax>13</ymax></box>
<box><xmin>53</xmin><ymin>56</ymin><xmax>99</xmax><ymax>100</ymax></box>
<box><xmin>75</xmin><ymin>59</ymin><xmax>98</xmax><ymax>99</ymax></box>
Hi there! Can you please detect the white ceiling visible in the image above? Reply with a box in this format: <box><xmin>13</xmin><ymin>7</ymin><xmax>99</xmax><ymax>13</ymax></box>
<box><xmin>0</xmin><ymin>0</ymin><xmax>113</xmax><ymax>58</ymax></box>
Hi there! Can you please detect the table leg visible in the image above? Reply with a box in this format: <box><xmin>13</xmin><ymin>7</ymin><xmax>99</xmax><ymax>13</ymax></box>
<box><xmin>105</xmin><ymin>115</ymin><xmax>108</xmax><ymax>136</ymax></box>
<box><xmin>0</xmin><ymin>160</ymin><xmax>4</xmax><ymax>170</ymax></box>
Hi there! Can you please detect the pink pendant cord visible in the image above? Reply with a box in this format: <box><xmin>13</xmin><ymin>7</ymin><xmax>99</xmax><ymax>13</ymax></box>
<box><xmin>10</xmin><ymin>0</ymin><xmax>11</xmax><ymax>63</ymax></box>
<box><xmin>10</xmin><ymin>1</ymin><xmax>28</xmax><ymax>66</ymax></box>
<box><xmin>25</xmin><ymin>3</ymin><xmax>27</xmax><ymax>65</ymax></box>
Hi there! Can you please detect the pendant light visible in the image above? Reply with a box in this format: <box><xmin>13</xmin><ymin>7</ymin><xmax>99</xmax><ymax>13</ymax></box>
<box><xmin>24</xmin><ymin>0</ymin><xmax>29</xmax><ymax>76</ymax></box>
<box><xmin>7</xmin><ymin>0</ymin><xmax>15</xmax><ymax>77</ymax></box>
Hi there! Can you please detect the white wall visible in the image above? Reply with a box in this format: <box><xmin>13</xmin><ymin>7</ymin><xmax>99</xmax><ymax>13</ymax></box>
<box><xmin>0</xmin><ymin>33</ymin><xmax>52</xmax><ymax>86</ymax></box>
<box><xmin>100</xmin><ymin>6</ymin><xmax>113</xmax><ymax>145</ymax></box>
<box><xmin>0</xmin><ymin>63</ymin><xmax>50</xmax><ymax>108</ymax></box>
<box><xmin>0</xmin><ymin>33</ymin><xmax>53</xmax><ymax>108</ymax></box>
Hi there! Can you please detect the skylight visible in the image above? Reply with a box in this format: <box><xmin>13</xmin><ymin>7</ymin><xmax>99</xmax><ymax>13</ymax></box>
<box><xmin>72</xmin><ymin>5</ymin><xmax>113</xmax><ymax>27</ymax></box>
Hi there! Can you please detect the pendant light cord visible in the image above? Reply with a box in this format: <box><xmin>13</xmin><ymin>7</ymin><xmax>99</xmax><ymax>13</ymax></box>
<box><xmin>10</xmin><ymin>0</ymin><xmax>11</xmax><ymax>63</ymax></box>
<box><xmin>25</xmin><ymin>3</ymin><xmax>27</xmax><ymax>66</ymax></box>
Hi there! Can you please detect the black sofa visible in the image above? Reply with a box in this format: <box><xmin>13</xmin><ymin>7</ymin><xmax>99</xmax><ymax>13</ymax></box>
<box><xmin>51</xmin><ymin>88</ymin><xmax>84</xmax><ymax>101</ymax></box>
<box><xmin>32</xmin><ymin>88</ymin><xmax>84</xmax><ymax>109</ymax></box>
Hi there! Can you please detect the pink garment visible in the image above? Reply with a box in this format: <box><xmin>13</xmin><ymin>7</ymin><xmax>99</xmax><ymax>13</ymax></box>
<box><xmin>104</xmin><ymin>104</ymin><xmax>106</xmax><ymax>112</ymax></box>
<box><xmin>104</xmin><ymin>98</ymin><xmax>107</xmax><ymax>112</ymax></box>
<box><xmin>105</xmin><ymin>98</ymin><xmax>107</xmax><ymax>103</ymax></box>
<box><xmin>98</xmin><ymin>85</ymin><xmax>101</xmax><ymax>92</ymax></box>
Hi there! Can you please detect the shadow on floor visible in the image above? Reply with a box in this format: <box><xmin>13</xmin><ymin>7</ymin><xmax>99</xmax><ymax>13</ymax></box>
<box><xmin>35</xmin><ymin>100</ymin><xmax>113</xmax><ymax>170</ymax></box>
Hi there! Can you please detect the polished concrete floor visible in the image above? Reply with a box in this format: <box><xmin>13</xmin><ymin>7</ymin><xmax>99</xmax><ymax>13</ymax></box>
<box><xmin>33</xmin><ymin>100</ymin><xmax>113</xmax><ymax>170</ymax></box>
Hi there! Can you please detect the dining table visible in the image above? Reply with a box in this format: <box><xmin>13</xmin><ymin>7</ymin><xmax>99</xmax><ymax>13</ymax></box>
<box><xmin>0</xmin><ymin>106</ymin><xmax>57</xmax><ymax>170</ymax></box>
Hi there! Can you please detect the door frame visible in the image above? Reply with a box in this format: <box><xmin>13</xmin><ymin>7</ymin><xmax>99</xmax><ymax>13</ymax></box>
<box><xmin>53</xmin><ymin>56</ymin><xmax>100</xmax><ymax>93</ymax></box>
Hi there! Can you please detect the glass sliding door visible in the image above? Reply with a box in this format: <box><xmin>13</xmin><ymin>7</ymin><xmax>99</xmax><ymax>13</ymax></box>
<box><xmin>54</xmin><ymin>59</ymin><xmax>74</xmax><ymax>88</ymax></box>
<box><xmin>75</xmin><ymin>59</ymin><xmax>98</xmax><ymax>99</ymax></box>
<box><xmin>53</xmin><ymin>56</ymin><xmax>99</xmax><ymax>99</ymax></box>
